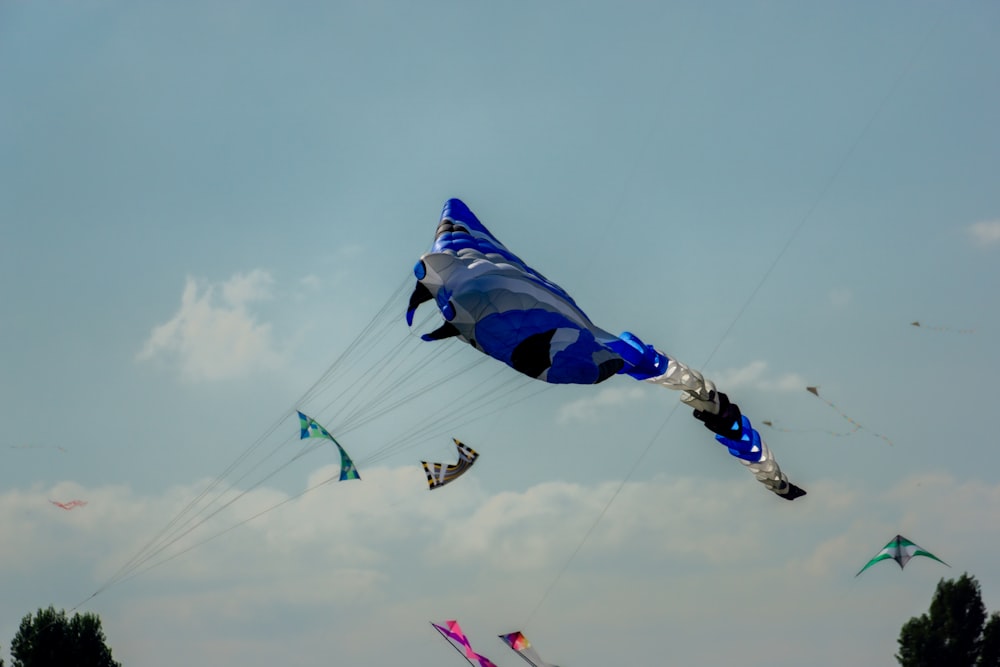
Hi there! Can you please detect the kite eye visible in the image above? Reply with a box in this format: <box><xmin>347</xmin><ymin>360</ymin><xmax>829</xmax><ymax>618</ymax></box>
<box><xmin>413</xmin><ymin>260</ymin><xmax>427</xmax><ymax>280</ymax></box>
<box><xmin>441</xmin><ymin>300</ymin><xmax>456</xmax><ymax>321</ymax></box>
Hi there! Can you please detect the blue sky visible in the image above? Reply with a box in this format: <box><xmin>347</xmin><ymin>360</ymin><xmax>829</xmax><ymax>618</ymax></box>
<box><xmin>2</xmin><ymin>1</ymin><xmax>999</xmax><ymax>665</ymax></box>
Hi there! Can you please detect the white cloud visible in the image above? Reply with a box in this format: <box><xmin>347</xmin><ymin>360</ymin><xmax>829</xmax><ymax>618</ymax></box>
<box><xmin>220</xmin><ymin>270</ymin><xmax>272</xmax><ymax>305</ymax></box>
<box><xmin>299</xmin><ymin>274</ymin><xmax>322</xmax><ymax>290</ymax></box>
<box><xmin>137</xmin><ymin>271</ymin><xmax>282</xmax><ymax>381</ymax></box>
<box><xmin>297</xmin><ymin>245</ymin><xmax>365</xmax><ymax>294</ymax></box>
<box><xmin>556</xmin><ymin>386</ymin><xmax>645</xmax><ymax>424</ymax></box>
<box><xmin>5</xmin><ymin>470</ymin><xmax>999</xmax><ymax>667</ymax></box>
<box><xmin>829</xmin><ymin>287</ymin><xmax>852</xmax><ymax>308</ymax></box>
<box><xmin>712</xmin><ymin>359</ymin><xmax>768</xmax><ymax>388</ymax></box>
<box><xmin>0</xmin><ymin>468</ymin><xmax>789</xmax><ymax>613</ymax></box>
<box><xmin>336</xmin><ymin>243</ymin><xmax>364</xmax><ymax>259</ymax></box>
<box><xmin>711</xmin><ymin>360</ymin><xmax>806</xmax><ymax>392</ymax></box>
<box><xmin>428</xmin><ymin>475</ymin><xmax>795</xmax><ymax>571</ymax></box>
<box><xmin>968</xmin><ymin>220</ymin><xmax>1000</xmax><ymax>246</ymax></box>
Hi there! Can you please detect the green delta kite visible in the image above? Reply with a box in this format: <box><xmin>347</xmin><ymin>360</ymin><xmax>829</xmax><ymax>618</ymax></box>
<box><xmin>856</xmin><ymin>534</ymin><xmax>948</xmax><ymax>577</ymax></box>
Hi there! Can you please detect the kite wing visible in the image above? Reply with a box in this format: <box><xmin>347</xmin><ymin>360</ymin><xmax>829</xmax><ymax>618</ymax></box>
<box><xmin>856</xmin><ymin>534</ymin><xmax>949</xmax><ymax>577</ymax></box>
<box><xmin>499</xmin><ymin>631</ymin><xmax>559</xmax><ymax>667</ymax></box>
<box><xmin>408</xmin><ymin>199</ymin><xmax>804</xmax><ymax>500</ymax></box>
<box><xmin>296</xmin><ymin>411</ymin><xmax>360</xmax><ymax>481</ymax></box>
<box><xmin>50</xmin><ymin>500</ymin><xmax>87</xmax><ymax>510</ymax></box>
<box><xmin>431</xmin><ymin>620</ymin><xmax>498</xmax><ymax>667</ymax></box>
<box><xmin>407</xmin><ymin>198</ymin><xmax>626</xmax><ymax>385</ymax></box>
<box><xmin>422</xmin><ymin>439</ymin><xmax>479</xmax><ymax>490</ymax></box>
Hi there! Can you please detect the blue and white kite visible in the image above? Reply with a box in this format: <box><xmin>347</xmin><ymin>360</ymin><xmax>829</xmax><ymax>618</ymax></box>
<box><xmin>407</xmin><ymin>199</ymin><xmax>805</xmax><ymax>500</ymax></box>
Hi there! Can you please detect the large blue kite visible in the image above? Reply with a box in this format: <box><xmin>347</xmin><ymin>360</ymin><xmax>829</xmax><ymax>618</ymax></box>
<box><xmin>407</xmin><ymin>199</ymin><xmax>805</xmax><ymax>500</ymax></box>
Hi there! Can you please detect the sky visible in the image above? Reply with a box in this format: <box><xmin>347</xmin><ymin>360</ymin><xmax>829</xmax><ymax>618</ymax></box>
<box><xmin>2</xmin><ymin>1</ymin><xmax>1000</xmax><ymax>665</ymax></box>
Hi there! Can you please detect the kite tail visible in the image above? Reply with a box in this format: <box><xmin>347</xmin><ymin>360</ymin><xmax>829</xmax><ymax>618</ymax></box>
<box><xmin>690</xmin><ymin>392</ymin><xmax>806</xmax><ymax>499</ymax></box>
<box><xmin>611</xmin><ymin>332</ymin><xmax>806</xmax><ymax>500</ymax></box>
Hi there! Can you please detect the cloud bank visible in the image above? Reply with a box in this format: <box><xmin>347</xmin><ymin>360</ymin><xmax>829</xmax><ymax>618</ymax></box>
<box><xmin>968</xmin><ymin>220</ymin><xmax>1000</xmax><ymax>246</ymax></box>
<box><xmin>137</xmin><ymin>271</ymin><xmax>282</xmax><ymax>381</ymax></box>
<box><xmin>3</xmin><ymin>467</ymin><xmax>995</xmax><ymax>667</ymax></box>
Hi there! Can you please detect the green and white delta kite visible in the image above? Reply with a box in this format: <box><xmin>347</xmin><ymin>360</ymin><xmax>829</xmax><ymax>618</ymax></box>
<box><xmin>855</xmin><ymin>534</ymin><xmax>949</xmax><ymax>577</ymax></box>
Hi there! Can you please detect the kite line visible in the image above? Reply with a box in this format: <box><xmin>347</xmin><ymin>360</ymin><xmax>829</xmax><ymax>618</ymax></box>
<box><xmin>521</xmin><ymin>5</ymin><xmax>951</xmax><ymax>627</ymax></box>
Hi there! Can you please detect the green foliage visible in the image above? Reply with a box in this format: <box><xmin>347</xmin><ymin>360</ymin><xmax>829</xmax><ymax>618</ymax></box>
<box><xmin>897</xmin><ymin>573</ymin><xmax>998</xmax><ymax>667</ymax></box>
<box><xmin>9</xmin><ymin>606</ymin><xmax>121</xmax><ymax>667</ymax></box>
<box><xmin>897</xmin><ymin>614</ymin><xmax>940</xmax><ymax>667</ymax></box>
<box><xmin>981</xmin><ymin>614</ymin><xmax>1000</xmax><ymax>667</ymax></box>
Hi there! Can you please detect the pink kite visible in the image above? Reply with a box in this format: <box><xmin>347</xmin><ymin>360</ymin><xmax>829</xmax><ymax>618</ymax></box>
<box><xmin>50</xmin><ymin>500</ymin><xmax>88</xmax><ymax>510</ymax></box>
<box><xmin>430</xmin><ymin>620</ymin><xmax>497</xmax><ymax>667</ymax></box>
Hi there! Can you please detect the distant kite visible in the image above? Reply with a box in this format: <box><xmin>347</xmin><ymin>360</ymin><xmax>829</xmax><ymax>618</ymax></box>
<box><xmin>499</xmin><ymin>631</ymin><xmax>560</xmax><ymax>667</ymax></box>
<box><xmin>50</xmin><ymin>500</ymin><xmax>87</xmax><ymax>510</ymax></box>
<box><xmin>431</xmin><ymin>620</ymin><xmax>498</xmax><ymax>667</ymax></box>
<box><xmin>911</xmin><ymin>321</ymin><xmax>974</xmax><ymax>334</ymax></box>
<box><xmin>856</xmin><ymin>534</ymin><xmax>949</xmax><ymax>577</ymax></box>
<box><xmin>297</xmin><ymin>411</ymin><xmax>360</xmax><ymax>481</ymax></box>
<box><xmin>761</xmin><ymin>419</ymin><xmax>860</xmax><ymax>438</ymax></box>
<box><xmin>422</xmin><ymin>439</ymin><xmax>479</xmax><ymax>490</ymax></box>
<box><xmin>806</xmin><ymin>387</ymin><xmax>893</xmax><ymax>446</ymax></box>
<box><xmin>11</xmin><ymin>444</ymin><xmax>67</xmax><ymax>452</ymax></box>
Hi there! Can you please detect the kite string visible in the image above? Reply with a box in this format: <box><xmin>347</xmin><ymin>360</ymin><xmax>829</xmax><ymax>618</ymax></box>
<box><xmin>522</xmin><ymin>402</ymin><xmax>681</xmax><ymax>625</ymax></box>
<box><xmin>519</xmin><ymin>8</ymin><xmax>711</xmax><ymax>623</ymax></box>
<box><xmin>85</xmin><ymin>275</ymin><xmax>415</xmax><ymax>602</ymax></box>
<box><xmin>114</xmin><ymin>372</ymin><xmax>544</xmax><ymax>589</ymax></box>
<box><xmin>93</xmin><ymin>281</ymin><xmax>415</xmax><ymax>594</ymax></box>
<box><xmin>84</xmin><ymin>274</ymin><xmax>538</xmax><ymax>603</ymax></box>
<box><xmin>522</xmin><ymin>7</ymin><xmax>949</xmax><ymax>628</ymax></box>
<box><xmin>117</xmin><ymin>469</ymin><xmax>344</xmax><ymax>585</ymax></box>
<box><xmin>809</xmin><ymin>390</ymin><xmax>894</xmax><ymax>446</ymax></box>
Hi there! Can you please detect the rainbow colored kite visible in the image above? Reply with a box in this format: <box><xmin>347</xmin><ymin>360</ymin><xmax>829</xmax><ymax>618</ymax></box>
<box><xmin>499</xmin><ymin>631</ymin><xmax>559</xmax><ymax>667</ymax></box>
